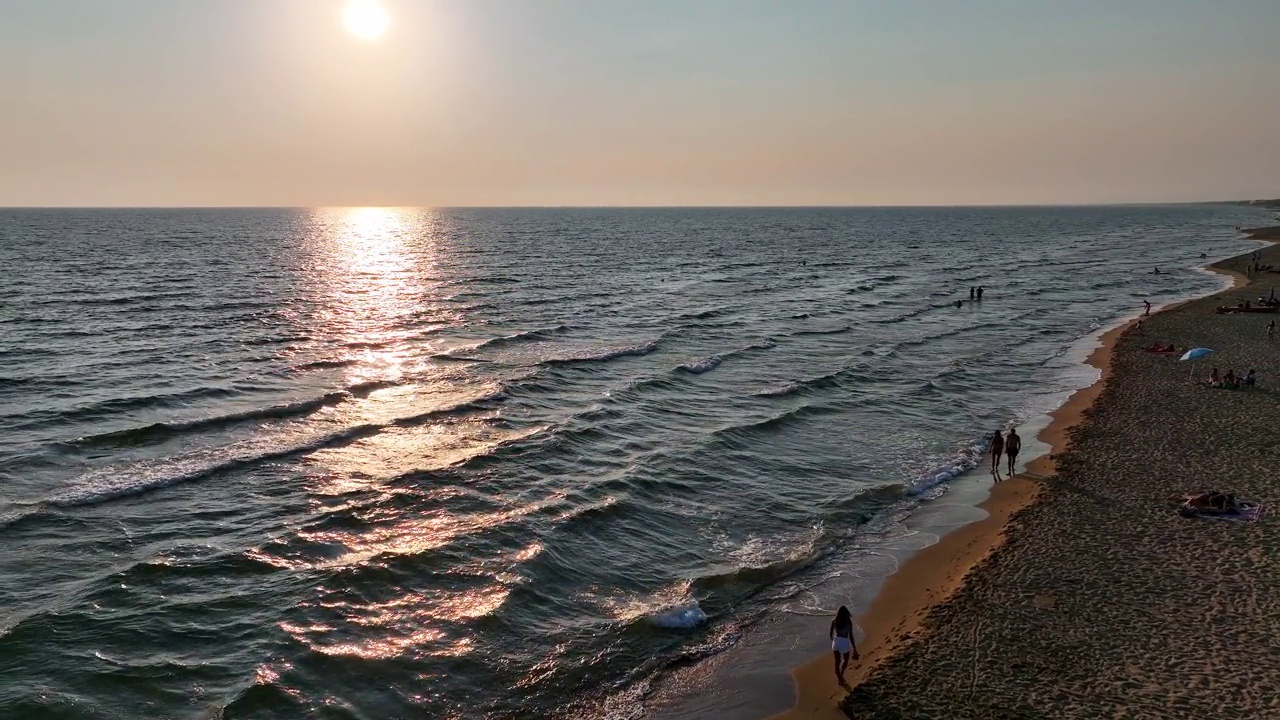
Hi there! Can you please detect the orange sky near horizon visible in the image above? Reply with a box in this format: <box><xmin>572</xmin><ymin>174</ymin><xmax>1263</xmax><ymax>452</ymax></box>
<box><xmin>1</xmin><ymin>0</ymin><xmax>1278</xmax><ymax>207</ymax></box>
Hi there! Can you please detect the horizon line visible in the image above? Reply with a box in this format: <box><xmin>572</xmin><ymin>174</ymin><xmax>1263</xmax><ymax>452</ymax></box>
<box><xmin>0</xmin><ymin>200</ymin><xmax>1264</xmax><ymax>211</ymax></box>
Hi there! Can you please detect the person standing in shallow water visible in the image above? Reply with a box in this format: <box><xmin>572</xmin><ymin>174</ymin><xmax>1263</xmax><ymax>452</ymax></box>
<box><xmin>989</xmin><ymin>430</ymin><xmax>1005</xmax><ymax>479</ymax></box>
<box><xmin>830</xmin><ymin>605</ymin><xmax>858</xmax><ymax>680</ymax></box>
<box><xmin>1004</xmin><ymin>427</ymin><xmax>1021</xmax><ymax>477</ymax></box>
<box><xmin>976</xmin><ymin>286</ymin><xmax>984</xmax><ymax>301</ymax></box>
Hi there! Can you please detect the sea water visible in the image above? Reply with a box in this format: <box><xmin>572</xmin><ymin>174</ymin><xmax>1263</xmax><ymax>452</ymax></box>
<box><xmin>0</xmin><ymin>205</ymin><xmax>1269</xmax><ymax>719</ymax></box>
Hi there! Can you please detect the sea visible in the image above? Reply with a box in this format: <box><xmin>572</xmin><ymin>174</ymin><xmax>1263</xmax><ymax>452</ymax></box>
<box><xmin>0</xmin><ymin>205</ymin><xmax>1270</xmax><ymax>720</ymax></box>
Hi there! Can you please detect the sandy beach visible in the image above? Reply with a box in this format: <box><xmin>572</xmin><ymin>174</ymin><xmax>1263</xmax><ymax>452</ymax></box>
<box><xmin>776</xmin><ymin>228</ymin><xmax>1280</xmax><ymax>720</ymax></box>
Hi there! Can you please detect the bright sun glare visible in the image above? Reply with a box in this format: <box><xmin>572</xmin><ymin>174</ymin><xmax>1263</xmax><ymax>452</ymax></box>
<box><xmin>343</xmin><ymin>0</ymin><xmax>391</xmax><ymax>41</ymax></box>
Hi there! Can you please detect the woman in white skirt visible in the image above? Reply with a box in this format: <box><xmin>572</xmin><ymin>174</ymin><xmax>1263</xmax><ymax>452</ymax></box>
<box><xmin>830</xmin><ymin>605</ymin><xmax>859</xmax><ymax>680</ymax></box>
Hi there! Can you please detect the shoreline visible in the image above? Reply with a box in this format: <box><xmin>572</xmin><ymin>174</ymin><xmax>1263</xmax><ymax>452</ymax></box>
<box><xmin>771</xmin><ymin>226</ymin><xmax>1276</xmax><ymax>719</ymax></box>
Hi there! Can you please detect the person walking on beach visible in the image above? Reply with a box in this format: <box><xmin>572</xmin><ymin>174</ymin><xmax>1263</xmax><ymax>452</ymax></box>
<box><xmin>989</xmin><ymin>430</ymin><xmax>1005</xmax><ymax>479</ymax></box>
<box><xmin>830</xmin><ymin>605</ymin><xmax>858</xmax><ymax>680</ymax></box>
<box><xmin>1004</xmin><ymin>427</ymin><xmax>1021</xmax><ymax>477</ymax></box>
<box><xmin>1143</xmin><ymin>300</ymin><xmax>1151</xmax><ymax>316</ymax></box>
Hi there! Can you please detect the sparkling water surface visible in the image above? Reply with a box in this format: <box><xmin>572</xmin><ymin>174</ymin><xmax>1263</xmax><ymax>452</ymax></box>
<box><xmin>0</xmin><ymin>205</ymin><xmax>1267</xmax><ymax>719</ymax></box>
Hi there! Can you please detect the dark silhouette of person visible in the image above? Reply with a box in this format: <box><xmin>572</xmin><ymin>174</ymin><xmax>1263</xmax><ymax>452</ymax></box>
<box><xmin>830</xmin><ymin>605</ymin><xmax>858</xmax><ymax>680</ymax></box>
<box><xmin>989</xmin><ymin>430</ymin><xmax>1005</xmax><ymax>478</ymax></box>
<box><xmin>969</xmin><ymin>287</ymin><xmax>976</xmax><ymax>300</ymax></box>
<box><xmin>976</xmin><ymin>286</ymin><xmax>984</xmax><ymax>300</ymax></box>
<box><xmin>1005</xmin><ymin>427</ymin><xmax>1021</xmax><ymax>477</ymax></box>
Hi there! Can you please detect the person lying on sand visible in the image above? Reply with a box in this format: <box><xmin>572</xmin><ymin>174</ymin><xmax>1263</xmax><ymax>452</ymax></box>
<box><xmin>1182</xmin><ymin>491</ymin><xmax>1239</xmax><ymax>515</ymax></box>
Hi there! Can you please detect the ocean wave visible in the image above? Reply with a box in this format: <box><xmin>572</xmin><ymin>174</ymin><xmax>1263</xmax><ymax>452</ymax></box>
<box><xmin>458</xmin><ymin>275</ymin><xmax>522</xmax><ymax>285</ymax></box>
<box><xmin>541</xmin><ymin>340</ymin><xmax>659</xmax><ymax>366</ymax></box>
<box><xmin>904</xmin><ymin>435</ymin><xmax>990</xmax><ymax>497</ymax></box>
<box><xmin>41</xmin><ymin>392</ymin><xmax>506</xmax><ymax>510</ymax></box>
<box><xmin>873</xmin><ymin>301</ymin><xmax>955</xmax><ymax>324</ymax></box>
<box><xmin>754</xmin><ymin>381</ymin><xmax>803</xmax><ymax>398</ymax></box>
<box><xmin>674</xmin><ymin>308</ymin><xmax>725</xmax><ymax>321</ymax></box>
<box><xmin>751</xmin><ymin>364</ymin><xmax>874</xmax><ymax>399</ymax></box>
<box><xmin>675</xmin><ymin>339</ymin><xmax>775</xmax><ymax>375</ymax></box>
<box><xmin>522</xmin><ymin>290</ymin><xmax>617</xmax><ymax>306</ymax></box>
<box><xmin>70</xmin><ymin>380</ymin><xmax>400</xmax><ymax>448</ymax></box>
<box><xmin>647</xmin><ymin>603</ymin><xmax>708</xmax><ymax>629</ymax></box>
<box><xmin>711</xmin><ymin>403</ymin><xmax>839</xmax><ymax>441</ymax></box>
<box><xmin>0</xmin><ymin>504</ymin><xmax>50</xmax><ymax>530</ymax></box>
<box><xmin>612</xmin><ymin>374</ymin><xmax>686</xmax><ymax>397</ymax></box>
<box><xmin>28</xmin><ymin>291</ymin><xmax>197</xmax><ymax>307</ymax></box>
<box><xmin>392</xmin><ymin>390</ymin><xmax>507</xmax><ymax>426</ymax></box>
<box><xmin>5</xmin><ymin>385</ymin><xmax>240</xmax><ymax>428</ymax></box>
<box><xmin>677</xmin><ymin>356</ymin><xmax>722</xmax><ymax>374</ymax></box>
<box><xmin>292</xmin><ymin>358</ymin><xmax>357</xmax><ymax>371</ymax></box>
<box><xmin>791</xmin><ymin>325</ymin><xmax>851</xmax><ymax>336</ymax></box>
<box><xmin>467</xmin><ymin>325</ymin><xmax>572</xmax><ymax>352</ymax></box>
<box><xmin>48</xmin><ymin>424</ymin><xmax>384</xmax><ymax>509</ymax></box>
<box><xmin>694</xmin><ymin>539</ymin><xmax>823</xmax><ymax>597</ymax></box>
<box><xmin>242</xmin><ymin>334</ymin><xmax>312</xmax><ymax>347</ymax></box>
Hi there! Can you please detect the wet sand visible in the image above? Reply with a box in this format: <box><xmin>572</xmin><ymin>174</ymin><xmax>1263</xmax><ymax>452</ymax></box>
<box><xmin>776</xmin><ymin>229</ymin><xmax>1280</xmax><ymax>719</ymax></box>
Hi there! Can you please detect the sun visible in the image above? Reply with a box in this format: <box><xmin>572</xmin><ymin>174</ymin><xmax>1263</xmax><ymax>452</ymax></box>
<box><xmin>343</xmin><ymin>0</ymin><xmax>390</xmax><ymax>41</ymax></box>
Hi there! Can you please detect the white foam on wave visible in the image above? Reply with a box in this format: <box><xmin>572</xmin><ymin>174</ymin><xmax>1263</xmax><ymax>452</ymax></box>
<box><xmin>648</xmin><ymin>603</ymin><xmax>708</xmax><ymax>629</ymax></box>
<box><xmin>41</xmin><ymin>389</ymin><xmax>507</xmax><ymax>510</ymax></box>
<box><xmin>905</xmin><ymin>436</ymin><xmax>989</xmax><ymax>498</ymax></box>
<box><xmin>591</xmin><ymin>579</ymin><xmax>708</xmax><ymax>630</ymax></box>
<box><xmin>547</xmin><ymin>340</ymin><xmax>659</xmax><ymax>364</ymax></box>
<box><xmin>678</xmin><ymin>339</ymin><xmax>775</xmax><ymax>375</ymax></box>
<box><xmin>46</xmin><ymin>423</ymin><xmax>378</xmax><ymax>508</ymax></box>
<box><xmin>678</xmin><ymin>355</ymin><xmax>722</xmax><ymax>374</ymax></box>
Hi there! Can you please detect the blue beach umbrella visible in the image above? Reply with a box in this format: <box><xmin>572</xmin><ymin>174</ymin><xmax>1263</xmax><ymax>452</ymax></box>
<box><xmin>1179</xmin><ymin>348</ymin><xmax>1214</xmax><ymax>361</ymax></box>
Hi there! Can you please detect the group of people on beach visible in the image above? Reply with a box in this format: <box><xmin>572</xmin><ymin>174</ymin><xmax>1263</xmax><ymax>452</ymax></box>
<box><xmin>1207</xmin><ymin>368</ymin><xmax>1257</xmax><ymax>390</ymax></box>
<box><xmin>1246</xmin><ymin>250</ymin><xmax>1275</xmax><ymax>275</ymax></box>
<box><xmin>988</xmin><ymin>427</ymin><xmax>1021</xmax><ymax>479</ymax></box>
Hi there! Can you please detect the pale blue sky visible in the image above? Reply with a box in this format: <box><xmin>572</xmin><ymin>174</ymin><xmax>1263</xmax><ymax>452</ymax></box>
<box><xmin>2</xmin><ymin>0</ymin><xmax>1278</xmax><ymax>206</ymax></box>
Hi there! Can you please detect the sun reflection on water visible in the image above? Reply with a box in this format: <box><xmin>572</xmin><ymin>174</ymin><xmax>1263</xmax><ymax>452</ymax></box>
<box><xmin>316</xmin><ymin>207</ymin><xmax>435</xmax><ymax>386</ymax></box>
<box><xmin>271</xmin><ymin>208</ymin><xmax>550</xmax><ymax>667</ymax></box>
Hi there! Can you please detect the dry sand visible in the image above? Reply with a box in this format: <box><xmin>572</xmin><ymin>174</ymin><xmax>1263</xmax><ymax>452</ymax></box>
<box><xmin>777</xmin><ymin>229</ymin><xmax>1280</xmax><ymax>720</ymax></box>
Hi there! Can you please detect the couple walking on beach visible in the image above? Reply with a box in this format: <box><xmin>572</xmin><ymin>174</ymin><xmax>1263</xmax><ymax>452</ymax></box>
<box><xmin>988</xmin><ymin>427</ymin><xmax>1021</xmax><ymax>479</ymax></box>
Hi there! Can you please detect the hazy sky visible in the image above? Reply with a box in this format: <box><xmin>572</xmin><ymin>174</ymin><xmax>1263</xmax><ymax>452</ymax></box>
<box><xmin>2</xmin><ymin>0</ymin><xmax>1279</xmax><ymax>207</ymax></box>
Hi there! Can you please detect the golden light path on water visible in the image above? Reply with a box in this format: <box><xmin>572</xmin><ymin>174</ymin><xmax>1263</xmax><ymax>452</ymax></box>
<box><xmin>259</xmin><ymin>208</ymin><xmax>542</xmax><ymax>663</ymax></box>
